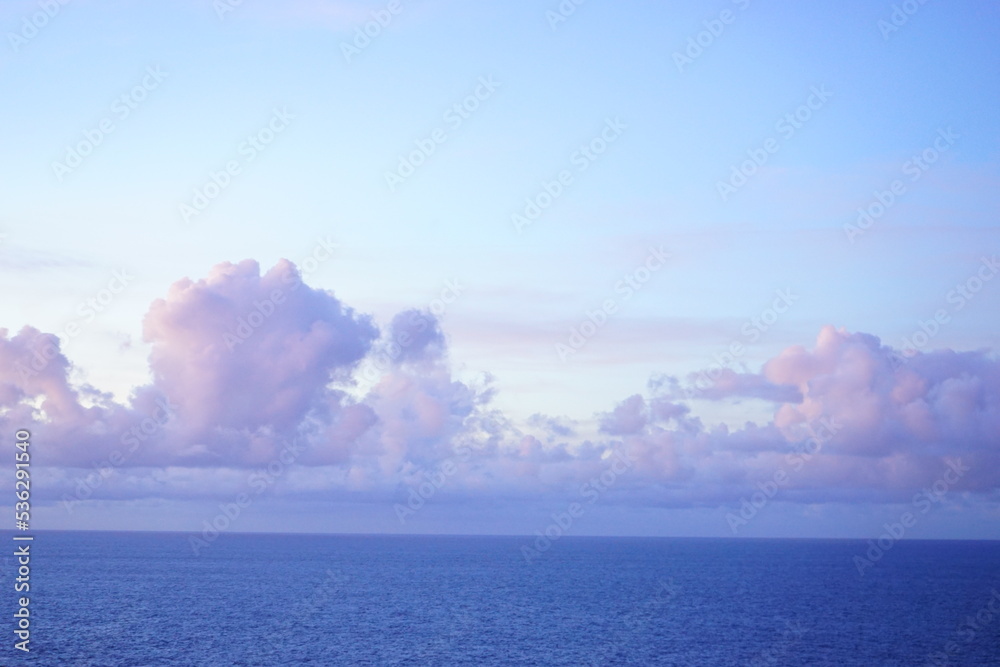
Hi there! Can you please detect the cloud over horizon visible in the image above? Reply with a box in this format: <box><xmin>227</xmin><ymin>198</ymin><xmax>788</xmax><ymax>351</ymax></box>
<box><xmin>2</xmin><ymin>260</ymin><xmax>998</xmax><ymax>514</ymax></box>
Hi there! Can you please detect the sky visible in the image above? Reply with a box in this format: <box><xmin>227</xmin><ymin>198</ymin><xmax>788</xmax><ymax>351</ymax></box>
<box><xmin>0</xmin><ymin>0</ymin><xmax>998</xmax><ymax>540</ymax></box>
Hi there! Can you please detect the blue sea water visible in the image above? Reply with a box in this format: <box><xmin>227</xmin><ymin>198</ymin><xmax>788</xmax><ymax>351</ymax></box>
<box><xmin>2</xmin><ymin>532</ymin><xmax>999</xmax><ymax>666</ymax></box>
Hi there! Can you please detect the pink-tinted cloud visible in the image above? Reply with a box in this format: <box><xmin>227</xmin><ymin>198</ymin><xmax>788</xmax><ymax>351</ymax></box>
<box><xmin>141</xmin><ymin>259</ymin><xmax>377</xmax><ymax>463</ymax></box>
<box><xmin>765</xmin><ymin>325</ymin><xmax>1000</xmax><ymax>463</ymax></box>
<box><xmin>0</xmin><ymin>260</ymin><xmax>380</xmax><ymax>468</ymax></box>
<box><xmin>381</xmin><ymin>309</ymin><xmax>446</xmax><ymax>365</ymax></box>
<box><xmin>2</xmin><ymin>262</ymin><xmax>998</xmax><ymax>511</ymax></box>
<box><xmin>689</xmin><ymin>367</ymin><xmax>803</xmax><ymax>403</ymax></box>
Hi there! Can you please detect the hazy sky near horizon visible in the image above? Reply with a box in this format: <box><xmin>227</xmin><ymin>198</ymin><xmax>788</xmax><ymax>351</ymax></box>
<box><xmin>1</xmin><ymin>0</ymin><xmax>998</xmax><ymax>540</ymax></box>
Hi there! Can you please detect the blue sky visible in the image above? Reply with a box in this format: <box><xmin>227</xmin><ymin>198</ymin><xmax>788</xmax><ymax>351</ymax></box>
<box><xmin>1</xmin><ymin>0</ymin><xmax>998</xmax><ymax>540</ymax></box>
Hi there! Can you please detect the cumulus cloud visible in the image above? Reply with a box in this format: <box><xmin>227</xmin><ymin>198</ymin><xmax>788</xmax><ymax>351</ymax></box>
<box><xmin>0</xmin><ymin>326</ymin><xmax>145</xmax><ymax>468</ymax></box>
<box><xmin>141</xmin><ymin>259</ymin><xmax>378</xmax><ymax>465</ymax></box>
<box><xmin>0</xmin><ymin>260</ymin><xmax>382</xmax><ymax>468</ymax></box>
<box><xmin>380</xmin><ymin>309</ymin><xmax>446</xmax><ymax>366</ymax></box>
<box><xmin>2</xmin><ymin>262</ymin><xmax>998</xmax><ymax>511</ymax></box>
<box><xmin>599</xmin><ymin>394</ymin><xmax>694</xmax><ymax>436</ymax></box>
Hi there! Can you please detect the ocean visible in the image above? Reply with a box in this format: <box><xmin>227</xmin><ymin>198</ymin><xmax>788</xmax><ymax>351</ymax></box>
<box><xmin>4</xmin><ymin>532</ymin><xmax>999</xmax><ymax>666</ymax></box>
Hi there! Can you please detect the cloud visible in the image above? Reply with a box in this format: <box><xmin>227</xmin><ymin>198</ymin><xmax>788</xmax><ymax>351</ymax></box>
<box><xmin>526</xmin><ymin>413</ymin><xmax>576</xmax><ymax>440</ymax></box>
<box><xmin>688</xmin><ymin>368</ymin><xmax>803</xmax><ymax>403</ymax></box>
<box><xmin>1</xmin><ymin>262</ymin><xmax>998</xmax><ymax>512</ymax></box>
<box><xmin>764</xmin><ymin>326</ymin><xmax>1000</xmax><ymax>462</ymax></box>
<box><xmin>141</xmin><ymin>259</ymin><xmax>377</xmax><ymax>463</ymax></box>
<box><xmin>599</xmin><ymin>394</ymin><xmax>693</xmax><ymax>436</ymax></box>
<box><xmin>381</xmin><ymin>309</ymin><xmax>446</xmax><ymax>365</ymax></box>
<box><xmin>0</xmin><ymin>326</ymin><xmax>142</xmax><ymax>468</ymax></box>
<box><xmin>0</xmin><ymin>260</ymin><xmax>381</xmax><ymax>468</ymax></box>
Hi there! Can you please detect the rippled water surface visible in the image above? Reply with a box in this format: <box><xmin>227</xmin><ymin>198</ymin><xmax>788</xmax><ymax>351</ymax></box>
<box><xmin>6</xmin><ymin>532</ymin><xmax>1000</xmax><ymax>666</ymax></box>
